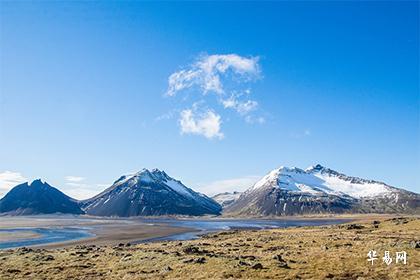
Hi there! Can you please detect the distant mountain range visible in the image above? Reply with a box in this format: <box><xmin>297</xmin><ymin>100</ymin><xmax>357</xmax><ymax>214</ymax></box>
<box><xmin>212</xmin><ymin>191</ymin><xmax>242</xmax><ymax>208</ymax></box>
<box><xmin>0</xmin><ymin>179</ymin><xmax>83</xmax><ymax>215</ymax></box>
<box><xmin>0</xmin><ymin>165</ymin><xmax>418</xmax><ymax>216</ymax></box>
<box><xmin>225</xmin><ymin>164</ymin><xmax>420</xmax><ymax>216</ymax></box>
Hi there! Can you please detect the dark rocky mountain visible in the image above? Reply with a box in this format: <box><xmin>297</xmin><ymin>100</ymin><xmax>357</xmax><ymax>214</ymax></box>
<box><xmin>0</xmin><ymin>179</ymin><xmax>84</xmax><ymax>215</ymax></box>
<box><xmin>82</xmin><ymin>168</ymin><xmax>222</xmax><ymax>217</ymax></box>
<box><xmin>212</xmin><ymin>191</ymin><xmax>242</xmax><ymax>208</ymax></box>
<box><xmin>225</xmin><ymin>164</ymin><xmax>420</xmax><ymax>216</ymax></box>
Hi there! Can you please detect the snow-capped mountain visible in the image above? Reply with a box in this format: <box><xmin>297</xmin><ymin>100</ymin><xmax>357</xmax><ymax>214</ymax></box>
<box><xmin>82</xmin><ymin>168</ymin><xmax>222</xmax><ymax>217</ymax></box>
<box><xmin>0</xmin><ymin>179</ymin><xmax>84</xmax><ymax>215</ymax></box>
<box><xmin>212</xmin><ymin>191</ymin><xmax>242</xmax><ymax>208</ymax></box>
<box><xmin>226</xmin><ymin>164</ymin><xmax>420</xmax><ymax>216</ymax></box>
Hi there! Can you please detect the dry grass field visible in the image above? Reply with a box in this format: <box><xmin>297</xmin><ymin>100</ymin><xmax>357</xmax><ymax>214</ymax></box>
<box><xmin>0</xmin><ymin>216</ymin><xmax>419</xmax><ymax>279</ymax></box>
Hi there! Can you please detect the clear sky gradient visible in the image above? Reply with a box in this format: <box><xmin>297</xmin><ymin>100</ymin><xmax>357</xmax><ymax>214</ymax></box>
<box><xmin>0</xmin><ymin>1</ymin><xmax>419</xmax><ymax>199</ymax></box>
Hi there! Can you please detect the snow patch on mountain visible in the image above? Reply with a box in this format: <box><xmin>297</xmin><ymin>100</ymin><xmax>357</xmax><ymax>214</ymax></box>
<box><xmin>250</xmin><ymin>164</ymin><xmax>393</xmax><ymax>199</ymax></box>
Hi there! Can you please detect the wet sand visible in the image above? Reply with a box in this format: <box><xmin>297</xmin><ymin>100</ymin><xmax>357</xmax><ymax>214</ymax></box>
<box><xmin>0</xmin><ymin>215</ymin><xmax>193</xmax><ymax>249</ymax></box>
<box><xmin>0</xmin><ymin>231</ymin><xmax>41</xmax><ymax>242</ymax></box>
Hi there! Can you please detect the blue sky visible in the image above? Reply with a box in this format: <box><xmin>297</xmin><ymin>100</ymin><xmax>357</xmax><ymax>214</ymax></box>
<box><xmin>0</xmin><ymin>1</ymin><xmax>419</xmax><ymax>198</ymax></box>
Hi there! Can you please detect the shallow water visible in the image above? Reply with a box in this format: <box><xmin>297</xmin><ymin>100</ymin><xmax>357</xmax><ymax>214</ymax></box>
<box><xmin>0</xmin><ymin>218</ymin><xmax>349</xmax><ymax>249</ymax></box>
<box><xmin>139</xmin><ymin>218</ymin><xmax>350</xmax><ymax>242</ymax></box>
<box><xmin>0</xmin><ymin>227</ymin><xmax>94</xmax><ymax>249</ymax></box>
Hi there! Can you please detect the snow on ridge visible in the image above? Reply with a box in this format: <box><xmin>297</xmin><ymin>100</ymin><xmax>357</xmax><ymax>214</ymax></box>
<box><xmin>213</xmin><ymin>192</ymin><xmax>242</xmax><ymax>203</ymax></box>
<box><xmin>112</xmin><ymin>168</ymin><xmax>197</xmax><ymax>199</ymax></box>
<box><xmin>165</xmin><ymin>179</ymin><xmax>194</xmax><ymax>198</ymax></box>
<box><xmin>249</xmin><ymin>165</ymin><xmax>393</xmax><ymax>198</ymax></box>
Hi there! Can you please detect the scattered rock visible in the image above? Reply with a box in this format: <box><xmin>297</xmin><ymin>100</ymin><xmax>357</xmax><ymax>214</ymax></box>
<box><xmin>183</xmin><ymin>246</ymin><xmax>200</xmax><ymax>254</ymax></box>
<box><xmin>16</xmin><ymin>247</ymin><xmax>33</xmax><ymax>255</ymax></box>
<box><xmin>43</xmin><ymin>255</ymin><xmax>55</xmax><ymax>261</ymax></box>
<box><xmin>410</xmin><ymin>240</ymin><xmax>420</xmax><ymax>249</ymax></box>
<box><xmin>195</xmin><ymin>257</ymin><xmax>206</xmax><ymax>264</ymax></box>
<box><xmin>251</xmin><ymin>263</ymin><xmax>263</xmax><ymax>270</ymax></box>
<box><xmin>163</xmin><ymin>266</ymin><xmax>173</xmax><ymax>272</ymax></box>
<box><xmin>346</xmin><ymin>224</ymin><xmax>364</xmax><ymax>230</ymax></box>
<box><xmin>273</xmin><ymin>254</ymin><xmax>290</xmax><ymax>268</ymax></box>
<box><xmin>241</xmin><ymin>255</ymin><xmax>256</xmax><ymax>260</ymax></box>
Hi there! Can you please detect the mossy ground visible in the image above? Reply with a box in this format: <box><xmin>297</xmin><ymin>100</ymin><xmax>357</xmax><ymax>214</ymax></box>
<box><xmin>0</xmin><ymin>216</ymin><xmax>418</xmax><ymax>279</ymax></box>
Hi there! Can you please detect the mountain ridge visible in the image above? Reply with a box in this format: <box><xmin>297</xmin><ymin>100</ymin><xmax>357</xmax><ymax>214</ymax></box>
<box><xmin>81</xmin><ymin>168</ymin><xmax>221</xmax><ymax>217</ymax></box>
<box><xmin>225</xmin><ymin>164</ymin><xmax>420</xmax><ymax>216</ymax></box>
<box><xmin>0</xmin><ymin>179</ymin><xmax>84</xmax><ymax>215</ymax></box>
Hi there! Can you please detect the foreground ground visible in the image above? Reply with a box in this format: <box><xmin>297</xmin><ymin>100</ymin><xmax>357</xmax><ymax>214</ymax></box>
<box><xmin>0</xmin><ymin>216</ymin><xmax>419</xmax><ymax>279</ymax></box>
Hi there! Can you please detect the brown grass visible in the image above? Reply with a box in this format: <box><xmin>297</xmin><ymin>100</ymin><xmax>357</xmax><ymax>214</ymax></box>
<box><xmin>0</xmin><ymin>216</ymin><xmax>419</xmax><ymax>279</ymax></box>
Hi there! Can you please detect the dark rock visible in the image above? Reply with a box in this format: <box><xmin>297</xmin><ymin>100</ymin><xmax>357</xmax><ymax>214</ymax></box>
<box><xmin>410</xmin><ymin>240</ymin><xmax>420</xmax><ymax>249</ymax></box>
<box><xmin>183</xmin><ymin>246</ymin><xmax>200</xmax><ymax>254</ymax></box>
<box><xmin>6</xmin><ymin>269</ymin><xmax>21</xmax><ymax>273</ymax></box>
<box><xmin>252</xmin><ymin>263</ymin><xmax>263</xmax><ymax>269</ymax></box>
<box><xmin>163</xmin><ymin>266</ymin><xmax>173</xmax><ymax>272</ymax></box>
<box><xmin>273</xmin><ymin>255</ymin><xmax>290</xmax><ymax>268</ymax></box>
<box><xmin>241</xmin><ymin>255</ymin><xmax>256</xmax><ymax>260</ymax></box>
<box><xmin>43</xmin><ymin>255</ymin><xmax>55</xmax><ymax>261</ymax></box>
<box><xmin>195</xmin><ymin>257</ymin><xmax>206</xmax><ymax>264</ymax></box>
<box><xmin>346</xmin><ymin>224</ymin><xmax>364</xmax><ymax>230</ymax></box>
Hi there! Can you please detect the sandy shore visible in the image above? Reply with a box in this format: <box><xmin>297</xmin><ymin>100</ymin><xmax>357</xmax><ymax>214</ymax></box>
<box><xmin>0</xmin><ymin>231</ymin><xmax>41</xmax><ymax>242</ymax></box>
<box><xmin>0</xmin><ymin>215</ymin><xmax>418</xmax><ymax>279</ymax></box>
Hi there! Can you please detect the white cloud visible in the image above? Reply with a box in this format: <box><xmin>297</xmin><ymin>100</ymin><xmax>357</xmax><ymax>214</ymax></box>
<box><xmin>195</xmin><ymin>175</ymin><xmax>261</xmax><ymax>196</ymax></box>
<box><xmin>61</xmin><ymin>187</ymin><xmax>102</xmax><ymax>201</ymax></box>
<box><xmin>65</xmin><ymin>176</ymin><xmax>85</xmax><ymax>182</ymax></box>
<box><xmin>0</xmin><ymin>171</ymin><xmax>27</xmax><ymax>198</ymax></box>
<box><xmin>179</xmin><ymin>108</ymin><xmax>224</xmax><ymax>139</ymax></box>
<box><xmin>167</xmin><ymin>54</ymin><xmax>260</xmax><ymax>97</ymax></box>
<box><xmin>166</xmin><ymin>53</ymin><xmax>264</xmax><ymax>138</ymax></box>
<box><xmin>62</xmin><ymin>176</ymin><xmax>107</xmax><ymax>200</ymax></box>
<box><xmin>222</xmin><ymin>95</ymin><xmax>258</xmax><ymax>115</ymax></box>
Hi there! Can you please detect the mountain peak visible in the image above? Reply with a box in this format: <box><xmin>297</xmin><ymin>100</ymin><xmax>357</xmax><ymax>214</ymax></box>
<box><xmin>29</xmin><ymin>179</ymin><xmax>46</xmax><ymax>187</ymax></box>
<box><xmin>82</xmin><ymin>168</ymin><xmax>221</xmax><ymax>217</ymax></box>
<box><xmin>305</xmin><ymin>164</ymin><xmax>326</xmax><ymax>172</ymax></box>
<box><xmin>0</xmin><ymin>180</ymin><xmax>83</xmax><ymax>215</ymax></box>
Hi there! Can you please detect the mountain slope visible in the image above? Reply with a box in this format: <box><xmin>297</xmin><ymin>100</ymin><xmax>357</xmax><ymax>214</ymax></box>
<box><xmin>226</xmin><ymin>164</ymin><xmax>420</xmax><ymax>216</ymax></box>
<box><xmin>0</xmin><ymin>179</ymin><xmax>84</xmax><ymax>215</ymax></box>
<box><xmin>82</xmin><ymin>168</ymin><xmax>222</xmax><ymax>217</ymax></box>
<box><xmin>212</xmin><ymin>191</ymin><xmax>242</xmax><ymax>208</ymax></box>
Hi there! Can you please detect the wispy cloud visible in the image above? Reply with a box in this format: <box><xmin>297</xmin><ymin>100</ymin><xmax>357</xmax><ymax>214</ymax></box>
<box><xmin>65</xmin><ymin>176</ymin><xmax>85</xmax><ymax>182</ymax></box>
<box><xmin>167</xmin><ymin>54</ymin><xmax>260</xmax><ymax>97</ymax></box>
<box><xmin>0</xmin><ymin>171</ymin><xmax>27</xmax><ymax>197</ymax></box>
<box><xmin>195</xmin><ymin>175</ymin><xmax>261</xmax><ymax>196</ymax></box>
<box><xmin>63</xmin><ymin>176</ymin><xmax>107</xmax><ymax>200</ymax></box>
<box><xmin>166</xmin><ymin>53</ymin><xmax>264</xmax><ymax>139</ymax></box>
<box><xmin>221</xmin><ymin>93</ymin><xmax>258</xmax><ymax>116</ymax></box>
<box><xmin>179</xmin><ymin>107</ymin><xmax>224</xmax><ymax>139</ymax></box>
<box><xmin>61</xmin><ymin>187</ymin><xmax>102</xmax><ymax>201</ymax></box>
